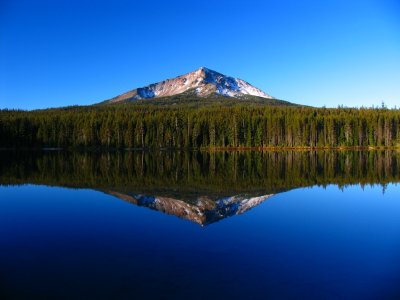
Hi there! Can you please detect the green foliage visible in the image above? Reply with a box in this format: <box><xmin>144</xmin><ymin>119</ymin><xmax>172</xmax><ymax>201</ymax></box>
<box><xmin>1</xmin><ymin>104</ymin><xmax>400</xmax><ymax>148</ymax></box>
<box><xmin>0</xmin><ymin>150</ymin><xmax>398</xmax><ymax>197</ymax></box>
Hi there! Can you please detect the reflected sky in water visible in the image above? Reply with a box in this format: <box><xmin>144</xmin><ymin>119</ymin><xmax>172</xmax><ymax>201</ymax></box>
<box><xmin>1</xmin><ymin>183</ymin><xmax>400</xmax><ymax>300</ymax></box>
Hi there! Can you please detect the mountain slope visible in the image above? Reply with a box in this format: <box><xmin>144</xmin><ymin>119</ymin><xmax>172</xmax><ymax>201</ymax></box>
<box><xmin>105</xmin><ymin>190</ymin><xmax>274</xmax><ymax>226</ymax></box>
<box><xmin>102</xmin><ymin>67</ymin><xmax>283</xmax><ymax>104</ymax></box>
<box><xmin>129</xmin><ymin>92</ymin><xmax>295</xmax><ymax>107</ymax></box>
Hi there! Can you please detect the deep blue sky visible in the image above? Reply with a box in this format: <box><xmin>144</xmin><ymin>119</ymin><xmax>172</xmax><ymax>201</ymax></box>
<box><xmin>1</xmin><ymin>0</ymin><xmax>399</xmax><ymax>110</ymax></box>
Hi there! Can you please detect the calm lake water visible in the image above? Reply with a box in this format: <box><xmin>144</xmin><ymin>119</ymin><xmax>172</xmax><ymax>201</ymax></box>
<box><xmin>1</xmin><ymin>150</ymin><xmax>400</xmax><ymax>300</ymax></box>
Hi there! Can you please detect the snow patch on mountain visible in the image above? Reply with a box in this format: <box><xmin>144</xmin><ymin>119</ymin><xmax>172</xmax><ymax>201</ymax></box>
<box><xmin>106</xmin><ymin>67</ymin><xmax>274</xmax><ymax>103</ymax></box>
<box><xmin>106</xmin><ymin>190</ymin><xmax>274</xmax><ymax>226</ymax></box>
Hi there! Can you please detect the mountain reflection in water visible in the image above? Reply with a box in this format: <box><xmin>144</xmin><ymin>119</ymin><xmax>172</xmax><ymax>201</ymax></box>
<box><xmin>105</xmin><ymin>191</ymin><xmax>273</xmax><ymax>225</ymax></box>
<box><xmin>1</xmin><ymin>150</ymin><xmax>399</xmax><ymax>225</ymax></box>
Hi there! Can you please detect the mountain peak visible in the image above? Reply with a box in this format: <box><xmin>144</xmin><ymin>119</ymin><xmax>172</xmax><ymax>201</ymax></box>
<box><xmin>196</xmin><ymin>66</ymin><xmax>211</xmax><ymax>72</ymax></box>
<box><xmin>195</xmin><ymin>66</ymin><xmax>221</xmax><ymax>76</ymax></box>
<box><xmin>104</xmin><ymin>67</ymin><xmax>274</xmax><ymax>104</ymax></box>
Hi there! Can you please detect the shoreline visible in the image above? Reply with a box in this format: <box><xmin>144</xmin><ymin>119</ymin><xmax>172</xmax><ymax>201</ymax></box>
<box><xmin>1</xmin><ymin>146</ymin><xmax>400</xmax><ymax>152</ymax></box>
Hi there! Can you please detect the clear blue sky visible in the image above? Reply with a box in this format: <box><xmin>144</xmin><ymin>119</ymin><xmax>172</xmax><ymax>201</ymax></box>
<box><xmin>1</xmin><ymin>0</ymin><xmax>399</xmax><ymax>110</ymax></box>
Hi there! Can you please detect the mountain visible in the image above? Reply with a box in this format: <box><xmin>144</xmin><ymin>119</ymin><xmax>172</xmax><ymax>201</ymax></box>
<box><xmin>102</xmin><ymin>67</ymin><xmax>281</xmax><ymax>104</ymax></box>
<box><xmin>105</xmin><ymin>190</ymin><xmax>274</xmax><ymax>226</ymax></box>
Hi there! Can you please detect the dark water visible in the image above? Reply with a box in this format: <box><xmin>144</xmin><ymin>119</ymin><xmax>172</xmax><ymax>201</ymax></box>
<box><xmin>1</xmin><ymin>150</ymin><xmax>400</xmax><ymax>299</ymax></box>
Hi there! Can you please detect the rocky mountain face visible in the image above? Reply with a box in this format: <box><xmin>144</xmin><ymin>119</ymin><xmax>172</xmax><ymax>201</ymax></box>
<box><xmin>106</xmin><ymin>191</ymin><xmax>274</xmax><ymax>226</ymax></box>
<box><xmin>104</xmin><ymin>67</ymin><xmax>274</xmax><ymax>103</ymax></box>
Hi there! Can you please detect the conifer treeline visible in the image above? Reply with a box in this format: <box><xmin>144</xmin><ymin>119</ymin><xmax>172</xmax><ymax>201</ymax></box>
<box><xmin>1</xmin><ymin>150</ymin><xmax>398</xmax><ymax>195</ymax></box>
<box><xmin>1</xmin><ymin>105</ymin><xmax>400</xmax><ymax>148</ymax></box>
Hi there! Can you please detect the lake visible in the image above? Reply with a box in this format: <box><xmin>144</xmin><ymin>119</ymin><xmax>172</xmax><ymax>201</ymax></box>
<box><xmin>1</xmin><ymin>150</ymin><xmax>400</xmax><ymax>299</ymax></box>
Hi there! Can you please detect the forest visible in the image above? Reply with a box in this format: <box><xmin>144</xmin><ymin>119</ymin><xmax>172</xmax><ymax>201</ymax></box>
<box><xmin>1</xmin><ymin>103</ymin><xmax>400</xmax><ymax>149</ymax></box>
<box><xmin>1</xmin><ymin>150</ymin><xmax>398</xmax><ymax>196</ymax></box>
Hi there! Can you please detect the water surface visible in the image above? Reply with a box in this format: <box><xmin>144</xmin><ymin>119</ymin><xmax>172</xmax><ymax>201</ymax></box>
<box><xmin>0</xmin><ymin>150</ymin><xmax>400</xmax><ymax>299</ymax></box>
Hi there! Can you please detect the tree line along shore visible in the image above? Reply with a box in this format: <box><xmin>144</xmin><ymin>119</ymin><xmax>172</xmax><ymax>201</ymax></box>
<box><xmin>1</xmin><ymin>104</ymin><xmax>400</xmax><ymax>149</ymax></box>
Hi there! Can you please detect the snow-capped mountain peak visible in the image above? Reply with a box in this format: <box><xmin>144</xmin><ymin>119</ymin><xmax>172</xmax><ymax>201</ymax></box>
<box><xmin>105</xmin><ymin>67</ymin><xmax>274</xmax><ymax>103</ymax></box>
<box><xmin>106</xmin><ymin>190</ymin><xmax>274</xmax><ymax>226</ymax></box>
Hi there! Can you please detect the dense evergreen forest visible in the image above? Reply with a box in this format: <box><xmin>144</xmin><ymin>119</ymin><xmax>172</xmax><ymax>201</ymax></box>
<box><xmin>1</xmin><ymin>150</ymin><xmax>398</xmax><ymax>196</ymax></box>
<box><xmin>1</xmin><ymin>103</ymin><xmax>400</xmax><ymax>148</ymax></box>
